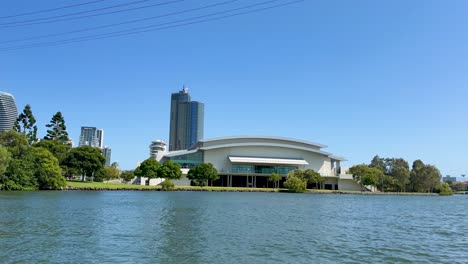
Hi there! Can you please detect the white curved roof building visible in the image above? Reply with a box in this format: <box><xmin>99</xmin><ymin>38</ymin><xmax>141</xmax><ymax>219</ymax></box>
<box><xmin>160</xmin><ymin>136</ymin><xmax>360</xmax><ymax>191</ymax></box>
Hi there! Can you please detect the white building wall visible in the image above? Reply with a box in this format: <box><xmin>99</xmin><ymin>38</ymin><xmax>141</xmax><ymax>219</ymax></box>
<box><xmin>172</xmin><ymin>176</ymin><xmax>191</xmax><ymax>186</ymax></box>
<box><xmin>149</xmin><ymin>178</ymin><xmax>164</xmax><ymax>186</ymax></box>
<box><xmin>338</xmin><ymin>179</ymin><xmax>361</xmax><ymax>191</ymax></box>
<box><xmin>203</xmin><ymin>146</ymin><xmax>333</xmax><ymax>175</ymax></box>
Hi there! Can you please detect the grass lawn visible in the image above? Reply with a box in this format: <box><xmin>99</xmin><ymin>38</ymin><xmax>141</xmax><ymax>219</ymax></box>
<box><xmin>66</xmin><ymin>181</ymin><xmax>278</xmax><ymax>192</ymax></box>
<box><xmin>66</xmin><ymin>181</ymin><xmax>161</xmax><ymax>189</ymax></box>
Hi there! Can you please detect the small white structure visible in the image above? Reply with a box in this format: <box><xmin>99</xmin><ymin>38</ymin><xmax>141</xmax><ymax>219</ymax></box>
<box><xmin>150</xmin><ymin>140</ymin><xmax>167</xmax><ymax>160</ymax></box>
<box><xmin>134</xmin><ymin>177</ymin><xmax>165</xmax><ymax>186</ymax></box>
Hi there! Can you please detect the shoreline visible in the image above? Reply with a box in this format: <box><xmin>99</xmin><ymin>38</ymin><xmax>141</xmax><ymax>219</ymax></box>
<box><xmin>64</xmin><ymin>185</ymin><xmax>440</xmax><ymax>195</ymax></box>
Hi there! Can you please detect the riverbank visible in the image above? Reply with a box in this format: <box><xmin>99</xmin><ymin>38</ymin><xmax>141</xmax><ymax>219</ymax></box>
<box><xmin>65</xmin><ymin>181</ymin><xmax>440</xmax><ymax>195</ymax></box>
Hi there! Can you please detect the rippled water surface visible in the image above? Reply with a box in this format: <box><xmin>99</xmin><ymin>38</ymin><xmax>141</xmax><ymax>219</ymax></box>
<box><xmin>0</xmin><ymin>191</ymin><xmax>467</xmax><ymax>263</ymax></box>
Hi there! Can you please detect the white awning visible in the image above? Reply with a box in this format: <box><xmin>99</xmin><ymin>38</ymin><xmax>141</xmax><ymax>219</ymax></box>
<box><xmin>228</xmin><ymin>156</ymin><xmax>308</xmax><ymax>165</ymax></box>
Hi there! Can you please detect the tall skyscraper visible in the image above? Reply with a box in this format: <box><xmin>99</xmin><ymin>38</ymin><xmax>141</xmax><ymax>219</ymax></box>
<box><xmin>169</xmin><ymin>88</ymin><xmax>204</xmax><ymax>151</ymax></box>
<box><xmin>0</xmin><ymin>92</ymin><xmax>18</xmax><ymax>131</ymax></box>
<box><xmin>79</xmin><ymin>127</ymin><xmax>98</xmax><ymax>147</ymax></box>
<box><xmin>96</xmin><ymin>129</ymin><xmax>104</xmax><ymax>148</ymax></box>
<box><xmin>102</xmin><ymin>146</ymin><xmax>112</xmax><ymax>166</ymax></box>
<box><xmin>79</xmin><ymin>127</ymin><xmax>104</xmax><ymax>148</ymax></box>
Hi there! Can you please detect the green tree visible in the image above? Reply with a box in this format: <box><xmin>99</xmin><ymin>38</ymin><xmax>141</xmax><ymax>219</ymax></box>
<box><xmin>187</xmin><ymin>163</ymin><xmax>219</xmax><ymax>186</ymax></box>
<box><xmin>0</xmin><ymin>145</ymin><xmax>11</xmax><ymax>176</ymax></box>
<box><xmin>34</xmin><ymin>139</ymin><xmax>71</xmax><ymax>165</ymax></box>
<box><xmin>392</xmin><ymin>166</ymin><xmax>410</xmax><ymax>192</ymax></box>
<box><xmin>284</xmin><ymin>172</ymin><xmax>306</xmax><ymax>193</ymax></box>
<box><xmin>120</xmin><ymin>170</ymin><xmax>135</xmax><ymax>182</ymax></box>
<box><xmin>369</xmin><ymin>155</ymin><xmax>385</xmax><ymax>172</ymax></box>
<box><xmin>1</xmin><ymin>158</ymin><xmax>36</xmax><ymax>190</ymax></box>
<box><xmin>349</xmin><ymin>164</ymin><xmax>380</xmax><ymax>191</ymax></box>
<box><xmin>134</xmin><ymin>158</ymin><xmax>160</xmax><ymax>179</ymax></box>
<box><xmin>159</xmin><ymin>160</ymin><xmax>182</xmax><ymax>180</ymax></box>
<box><xmin>303</xmin><ymin>169</ymin><xmax>324</xmax><ymax>189</ymax></box>
<box><xmin>268</xmin><ymin>173</ymin><xmax>281</xmax><ymax>188</ymax></box>
<box><xmin>43</xmin><ymin>112</ymin><xmax>70</xmax><ymax>144</ymax></box>
<box><xmin>421</xmin><ymin>165</ymin><xmax>441</xmax><ymax>193</ymax></box>
<box><xmin>0</xmin><ymin>130</ymin><xmax>30</xmax><ymax>158</ymax></box>
<box><xmin>409</xmin><ymin>160</ymin><xmax>441</xmax><ymax>193</ymax></box>
<box><xmin>31</xmin><ymin>147</ymin><xmax>66</xmax><ymax>189</ymax></box>
<box><xmin>14</xmin><ymin>104</ymin><xmax>38</xmax><ymax>144</ymax></box>
<box><xmin>0</xmin><ymin>145</ymin><xmax>15</xmax><ymax>190</ymax></box>
<box><xmin>409</xmin><ymin>160</ymin><xmax>425</xmax><ymax>192</ymax></box>
<box><xmin>63</xmin><ymin>146</ymin><xmax>105</xmax><ymax>181</ymax></box>
<box><xmin>95</xmin><ymin>166</ymin><xmax>121</xmax><ymax>182</ymax></box>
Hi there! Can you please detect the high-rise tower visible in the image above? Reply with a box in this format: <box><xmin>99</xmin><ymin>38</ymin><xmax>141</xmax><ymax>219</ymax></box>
<box><xmin>0</xmin><ymin>92</ymin><xmax>18</xmax><ymax>131</ymax></box>
<box><xmin>169</xmin><ymin>87</ymin><xmax>204</xmax><ymax>151</ymax></box>
<box><xmin>96</xmin><ymin>129</ymin><xmax>104</xmax><ymax>148</ymax></box>
<box><xmin>79</xmin><ymin>127</ymin><xmax>100</xmax><ymax>147</ymax></box>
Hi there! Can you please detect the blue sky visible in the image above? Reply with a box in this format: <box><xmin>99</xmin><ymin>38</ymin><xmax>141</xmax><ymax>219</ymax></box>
<box><xmin>1</xmin><ymin>0</ymin><xmax>467</xmax><ymax>179</ymax></box>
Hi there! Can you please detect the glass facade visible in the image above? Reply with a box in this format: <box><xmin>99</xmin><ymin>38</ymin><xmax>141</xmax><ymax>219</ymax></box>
<box><xmin>231</xmin><ymin>164</ymin><xmax>298</xmax><ymax>175</ymax></box>
<box><xmin>189</xmin><ymin>102</ymin><xmax>204</xmax><ymax>149</ymax></box>
<box><xmin>168</xmin><ymin>152</ymin><xmax>203</xmax><ymax>168</ymax></box>
<box><xmin>102</xmin><ymin>147</ymin><xmax>111</xmax><ymax>166</ymax></box>
<box><xmin>0</xmin><ymin>92</ymin><xmax>18</xmax><ymax>131</ymax></box>
<box><xmin>169</xmin><ymin>88</ymin><xmax>204</xmax><ymax>151</ymax></box>
<box><xmin>79</xmin><ymin>127</ymin><xmax>99</xmax><ymax>147</ymax></box>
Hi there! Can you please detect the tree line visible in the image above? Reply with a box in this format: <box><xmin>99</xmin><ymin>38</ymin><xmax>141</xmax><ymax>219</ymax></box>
<box><xmin>133</xmin><ymin>158</ymin><xmax>219</xmax><ymax>189</ymax></box>
<box><xmin>0</xmin><ymin>105</ymin><xmax>125</xmax><ymax>190</ymax></box>
<box><xmin>349</xmin><ymin>155</ymin><xmax>452</xmax><ymax>194</ymax></box>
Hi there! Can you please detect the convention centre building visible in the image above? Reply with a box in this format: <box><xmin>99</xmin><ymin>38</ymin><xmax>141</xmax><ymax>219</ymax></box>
<box><xmin>157</xmin><ymin>136</ymin><xmax>361</xmax><ymax>191</ymax></box>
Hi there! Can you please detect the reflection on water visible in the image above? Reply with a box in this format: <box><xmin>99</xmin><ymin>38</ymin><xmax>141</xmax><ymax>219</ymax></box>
<box><xmin>0</xmin><ymin>192</ymin><xmax>467</xmax><ymax>263</ymax></box>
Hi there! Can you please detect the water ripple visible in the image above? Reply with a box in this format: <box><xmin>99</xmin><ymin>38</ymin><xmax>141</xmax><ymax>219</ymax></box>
<box><xmin>0</xmin><ymin>192</ymin><xmax>467</xmax><ymax>263</ymax></box>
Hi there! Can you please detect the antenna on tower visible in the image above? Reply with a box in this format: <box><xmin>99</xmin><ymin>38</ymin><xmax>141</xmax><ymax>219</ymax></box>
<box><xmin>182</xmin><ymin>84</ymin><xmax>188</xmax><ymax>93</ymax></box>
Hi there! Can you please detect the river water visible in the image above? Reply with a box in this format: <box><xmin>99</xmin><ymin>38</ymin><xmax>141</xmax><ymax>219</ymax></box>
<box><xmin>0</xmin><ymin>191</ymin><xmax>466</xmax><ymax>263</ymax></box>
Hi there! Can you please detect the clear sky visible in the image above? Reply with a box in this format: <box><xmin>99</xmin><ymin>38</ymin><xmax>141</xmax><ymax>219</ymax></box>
<box><xmin>1</xmin><ymin>0</ymin><xmax>467</xmax><ymax>180</ymax></box>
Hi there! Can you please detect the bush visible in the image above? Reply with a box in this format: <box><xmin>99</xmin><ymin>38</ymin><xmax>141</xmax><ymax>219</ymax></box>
<box><xmin>161</xmin><ymin>180</ymin><xmax>175</xmax><ymax>191</ymax></box>
<box><xmin>437</xmin><ymin>182</ymin><xmax>453</xmax><ymax>196</ymax></box>
<box><xmin>284</xmin><ymin>175</ymin><xmax>306</xmax><ymax>193</ymax></box>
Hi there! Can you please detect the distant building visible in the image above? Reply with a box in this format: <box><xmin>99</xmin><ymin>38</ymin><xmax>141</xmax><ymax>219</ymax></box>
<box><xmin>79</xmin><ymin>127</ymin><xmax>111</xmax><ymax>165</ymax></box>
<box><xmin>96</xmin><ymin>129</ymin><xmax>104</xmax><ymax>148</ymax></box>
<box><xmin>169</xmin><ymin>87</ymin><xmax>204</xmax><ymax>151</ymax></box>
<box><xmin>79</xmin><ymin>127</ymin><xmax>99</xmax><ymax>147</ymax></box>
<box><xmin>0</xmin><ymin>92</ymin><xmax>18</xmax><ymax>131</ymax></box>
<box><xmin>150</xmin><ymin>140</ymin><xmax>167</xmax><ymax>160</ymax></box>
<box><xmin>102</xmin><ymin>146</ymin><xmax>111</xmax><ymax>166</ymax></box>
<box><xmin>79</xmin><ymin>127</ymin><xmax>105</xmax><ymax>148</ymax></box>
<box><xmin>442</xmin><ymin>175</ymin><xmax>457</xmax><ymax>183</ymax></box>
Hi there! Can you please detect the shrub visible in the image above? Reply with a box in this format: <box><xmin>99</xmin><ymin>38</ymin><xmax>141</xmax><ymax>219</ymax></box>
<box><xmin>161</xmin><ymin>180</ymin><xmax>175</xmax><ymax>191</ymax></box>
<box><xmin>437</xmin><ymin>182</ymin><xmax>453</xmax><ymax>196</ymax></box>
<box><xmin>284</xmin><ymin>175</ymin><xmax>306</xmax><ymax>193</ymax></box>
